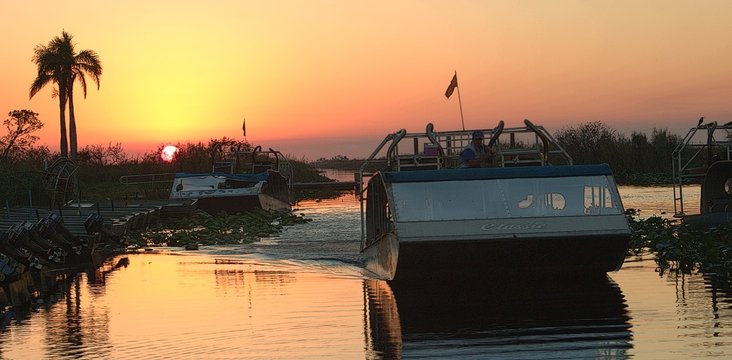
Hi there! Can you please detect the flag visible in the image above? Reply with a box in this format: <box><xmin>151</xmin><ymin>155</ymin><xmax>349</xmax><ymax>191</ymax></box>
<box><xmin>445</xmin><ymin>73</ymin><xmax>458</xmax><ymax>98</ymax></box>
<box><xmin>242</xmin><ymin>118</ymin><xmax>246</xmax><ymax>137</ymax></box>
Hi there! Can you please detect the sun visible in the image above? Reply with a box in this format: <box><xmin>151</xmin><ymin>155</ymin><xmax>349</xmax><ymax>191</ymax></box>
<box><xmin>161</xmin><ymin>145</ymin><xmax>179</xmax><ymax>162</ymax></box>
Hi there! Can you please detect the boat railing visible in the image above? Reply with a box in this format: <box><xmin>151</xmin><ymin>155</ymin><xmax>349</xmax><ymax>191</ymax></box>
<box><xmin>119</xmin><ymin>173</ymin><xmax>176</xmax><ymax>186</ymax></box>
<box><xmin>231</xmin><ymin>148</ymin><xmax>294</xmax><ymax>204</ymax></box>
<box><xmin>356</xmin><ymin>120</ymin><xmax>573</xmax><ymax>193</ymax></box>
<box><xmin>118</xmin><ymin>173</ymin><xmax>177</xmax><ymax>200</ymax></box>
<box><xmin>355</xmin><ymin>129</ymin><xmax>406</xmax><ymax>200</ymax></box>
<box><xmin>672</xmin><ymin>120</ymin><xmax>732</xmax><ymax>217</ymax></box>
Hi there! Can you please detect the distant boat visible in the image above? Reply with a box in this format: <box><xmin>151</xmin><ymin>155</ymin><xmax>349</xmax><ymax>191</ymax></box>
<box><xmin>672</xmin><ymin>120</ymin><xmax>732</xmax><ymax>225</ymax></box>
<box><xmin>170</xmin><ymin>170</ymin><xmax>290</xmax><ymax>214</ymax></box>
<box><xmin>356</xmin><ymin>120</ymin><xmax>631</xmax><ymax>281</ymax></box>
<box><xmin>170</xmin><ymin>146</ymin><xmax>293</xmax><ymax>214</ymax></box>
<box><xmin>120</xmin><ymin>146</ymin><xmax>293</xmax><ymax>214</ymax></box>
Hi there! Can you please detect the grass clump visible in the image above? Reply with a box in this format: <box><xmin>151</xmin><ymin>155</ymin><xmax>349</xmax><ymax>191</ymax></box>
<box><xmin>124</xmin><ymin>209</ymin><xmax>312</xmax><ymax>249</ymax></box>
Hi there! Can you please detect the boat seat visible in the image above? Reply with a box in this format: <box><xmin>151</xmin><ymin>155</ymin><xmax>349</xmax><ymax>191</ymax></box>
<box><xmin>396</xmin><ymin>155</ymin><xmax>441</xmax><ymax>170</ymax></box>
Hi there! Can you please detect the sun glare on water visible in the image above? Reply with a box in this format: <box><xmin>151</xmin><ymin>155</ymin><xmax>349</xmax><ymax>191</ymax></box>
<box><xmin>161</xmin><ymin>145</ymin><xmax>179</xmax><ymax>162</ymax></box>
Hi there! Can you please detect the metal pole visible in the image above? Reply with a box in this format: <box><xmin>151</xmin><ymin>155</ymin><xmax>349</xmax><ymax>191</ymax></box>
<box><xmin>455</xmin><ymin>71</ymin><xmax>465</xmax><ymax>130</ymax></box>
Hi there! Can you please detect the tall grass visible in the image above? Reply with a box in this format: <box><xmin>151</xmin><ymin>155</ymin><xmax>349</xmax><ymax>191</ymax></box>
<box><xmin>1</xmin><ymin>141</ymin><xmax>331</xmax><ymax>207</ymax></box>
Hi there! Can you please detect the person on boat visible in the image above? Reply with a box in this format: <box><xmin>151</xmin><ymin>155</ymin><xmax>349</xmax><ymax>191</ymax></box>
<box><xmin>459</xmin><ymin>130</ymin><xmax>495</xmax><ymax>168</ymax></box>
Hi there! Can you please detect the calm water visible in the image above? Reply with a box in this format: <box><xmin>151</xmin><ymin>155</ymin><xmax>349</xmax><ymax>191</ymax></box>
<box><xmin>2</xmin><ymin>182</ymin><xmax>730</xmax><ymax>359</ymax></box>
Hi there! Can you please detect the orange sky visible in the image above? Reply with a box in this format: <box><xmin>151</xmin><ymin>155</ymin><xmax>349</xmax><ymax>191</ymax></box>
<box><xmin>2</xmin><ymin>0</ymin><xmax>732</xmax><ymax>159</ymax></box>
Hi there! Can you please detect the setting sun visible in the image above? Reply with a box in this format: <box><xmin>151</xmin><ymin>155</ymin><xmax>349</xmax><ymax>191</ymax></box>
<box><xmin>161</xmin><ymin>145</ymin><xmax>178</xmax><ymax>162</ymax></box>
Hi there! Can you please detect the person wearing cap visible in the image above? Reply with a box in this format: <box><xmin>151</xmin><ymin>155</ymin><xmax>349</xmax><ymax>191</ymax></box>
<box><xmin>459</xmin><ymin>130</ymin><xmax>495</xmax><ymax>168</ymax></box>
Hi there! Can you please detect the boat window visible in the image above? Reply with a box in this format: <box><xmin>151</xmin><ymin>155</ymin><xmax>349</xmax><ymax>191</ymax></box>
<box><xmin>545</xmin><ymin>193</ymin><xmax>565</xmax><ymax>210</ymax></box>
<box><xmin>517</xmin><ymin>194</ymin><xmax>534</xmax><ymax>209</ymax></box>
<box><xmin>725</xmin><ymin>178</ymin><xmax>732</xmax><ymax>195</ymax></box>
<box><xmin>584</xmin><ymin>185</ymin><xmax>615</xmax><ymax>214</ymax></box>
<box><xmin>389</xmin><ymin>174</ymin><xmax>622</xmax><ymax>222</ymax></box>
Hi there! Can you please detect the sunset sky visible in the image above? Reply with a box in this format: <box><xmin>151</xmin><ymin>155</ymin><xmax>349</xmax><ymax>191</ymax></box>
<box><xmin>2</xmin><ymin>0</ymin><xmax>732</xmax><ymax>159</ymax></box>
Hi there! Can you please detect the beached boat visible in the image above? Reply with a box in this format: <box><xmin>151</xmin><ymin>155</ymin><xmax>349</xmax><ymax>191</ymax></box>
<box><xmin>672</xmin><ymin>119</ymin><xmax>732</xmax><ymax>225</ymax></box>
<box><xmin>356</xmin><ymin>120</ymin><xmax>631</xmax><ymax>281</ymax></box>
<box><xmin>169</xmin><ymin>146</ymin><xmax>293</xmax><ymax>214</ymax></box>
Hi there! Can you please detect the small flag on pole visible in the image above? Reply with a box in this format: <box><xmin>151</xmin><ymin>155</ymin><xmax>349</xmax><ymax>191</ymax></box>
<box><xmin>445</xmin><ymin>73</ymin><xmax>458</xmax><ymax>98</ymax></box>
<box><xmin>242</xmin><ymin>118</ymin><xmax>247</xmax><ymax>137</ymax></box>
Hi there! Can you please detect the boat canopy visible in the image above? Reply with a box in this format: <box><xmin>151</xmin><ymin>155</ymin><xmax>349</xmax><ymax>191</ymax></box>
<box><xmin>380</xmin><ymin>164</ymin><xmax>612</xmax><ymax>183</ymax></box>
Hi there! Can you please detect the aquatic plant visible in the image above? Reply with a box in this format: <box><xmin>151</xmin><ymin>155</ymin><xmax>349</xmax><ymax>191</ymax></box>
<box><xmin>124</xmin><ymin>209</ymin><xmax>311</xmax><ymax>248</ymax></box>
<box><xmin>626</xmin><ymin>208</ymin><xmax>732</xmax><ymax>279</ymax></box>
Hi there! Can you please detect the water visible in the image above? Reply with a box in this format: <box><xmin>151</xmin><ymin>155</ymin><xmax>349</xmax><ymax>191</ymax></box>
<box><xmin>1</xmin><ymin>184</ymin><xmax>731</xmax><ymax>359</ymax></box>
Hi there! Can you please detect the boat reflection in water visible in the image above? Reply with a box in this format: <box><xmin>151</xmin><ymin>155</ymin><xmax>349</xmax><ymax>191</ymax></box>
<box><xmin>364</xmin><ymin>275</ymin><xmax>632</xmax><ymax>359</ymax></box>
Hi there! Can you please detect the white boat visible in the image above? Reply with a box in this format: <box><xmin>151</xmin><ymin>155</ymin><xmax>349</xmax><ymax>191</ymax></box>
<box><xmin>672</xmin><ymin>119</ymin><xmax>732</xmax><ymax>225</ymax></box>
<box><xmin>170</xmin><ymin>146</ymin><xmax>293</xmax><ymax>214</ymax></box>
<box><xmin>356</xmin><ymin>120</ymin><xmax>631</xmax><ymax>281</ymax></box>
<box><xmin>170</xmin><ymin>170</ymin><xmax>290</xmax><ymax>214</ymax></box>
<box><xmin>121</xmin><ymin>146</ymin><xmax>293</xmax><ymax>214</ymax></box>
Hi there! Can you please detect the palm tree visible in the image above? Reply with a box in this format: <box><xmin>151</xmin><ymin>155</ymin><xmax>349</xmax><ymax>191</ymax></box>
<box><xmin>63</xmin><ymin>36</ymin><xmax>102</xmax><ymax>162</ymax></box>
<box><xmin>30</xmin><ymin>38</ymin><xmax>69</xmax><ymax>157</ymax></box>
<box><xmin>29</xmin><ymin>31</ymin><xmax>102</xmax><ymax>162</ymax></box>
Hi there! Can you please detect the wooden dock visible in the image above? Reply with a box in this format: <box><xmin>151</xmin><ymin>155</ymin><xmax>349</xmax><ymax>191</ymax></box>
<box><xmin>1</xmin><ymin>200</ymin><xmax>195</xmax><ymax>304</ymax></box>
<box><xmin>0</xmin><ymin>199</ymin><xmax>196</xmax><ymax>237</ymax></box>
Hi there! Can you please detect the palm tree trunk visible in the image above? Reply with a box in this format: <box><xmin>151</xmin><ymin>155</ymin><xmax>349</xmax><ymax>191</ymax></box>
<box><xmin>58</xmin><ymin>88</ymin><xmax>68</xmax><ymax>158</ymax></box>
<box><xmin>68</xmin><ymin>83</ymin><xmax>77</xmax><ymax>163</ymax></box>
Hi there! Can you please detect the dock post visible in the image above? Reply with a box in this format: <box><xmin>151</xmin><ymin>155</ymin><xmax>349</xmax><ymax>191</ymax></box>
<box><xmin>77</xmin><ymin>190</ymin><xmax>82</xmax><ymax>218</ymax></box>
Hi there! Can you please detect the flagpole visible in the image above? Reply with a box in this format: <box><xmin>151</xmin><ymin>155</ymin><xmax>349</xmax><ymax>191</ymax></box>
<box><xmin>455</xmin><ymin>71</ymin><xmax>465</xmax><ymax>130</ymax></box>
<box><xmin>445</xmin><ymin>71</ymin><xmax>465</xmax><ymax>130</ymax></box>
<box><xmin>242</xmin><ymin>117</ymin><xmax>247</xmax><ymax>142</ymax></box>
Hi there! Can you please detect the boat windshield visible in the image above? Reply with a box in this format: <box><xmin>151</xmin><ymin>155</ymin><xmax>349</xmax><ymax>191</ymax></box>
<box><xmin>390</xmin><ymin>175</ymin><xmax>623</xmax><ymax>221</ymax></box>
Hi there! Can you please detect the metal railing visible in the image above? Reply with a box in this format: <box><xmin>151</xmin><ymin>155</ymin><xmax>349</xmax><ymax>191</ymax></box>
<box><xmin>672</xmin><ymin>121</ymin><xmax>732</xmax><ymax>217</ymax></box>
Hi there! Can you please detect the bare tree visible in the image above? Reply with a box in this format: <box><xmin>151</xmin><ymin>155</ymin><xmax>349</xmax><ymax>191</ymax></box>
<box><xmin>0</xmin><ymin>109</ymin><xmax>44</xmax><ymax>161</ymax></box>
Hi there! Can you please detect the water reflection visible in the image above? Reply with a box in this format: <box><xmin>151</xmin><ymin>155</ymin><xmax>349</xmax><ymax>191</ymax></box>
<box><xmin>5</xmin><ymin>185</ymin><xmax>732</xmax><ymax>358</ymax></box>
<box><xmin>365</xmin><ymin>275</ymin><xmax>632</xmax><ymax>359</ymax></box>
<box><xmin>212</xmin><ymin>258</ymin><xmax>297</xmax><ymax>294</ymax></box>
<box><xmin>0</xmin><ymin>256</ymin><xmax>128</xmax><ymax>359</ymax></box>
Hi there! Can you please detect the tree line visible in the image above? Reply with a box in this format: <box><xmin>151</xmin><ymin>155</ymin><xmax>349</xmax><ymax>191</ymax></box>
<box><xmin>553</xmin><ymin>121</ymin><xmax>681</xmax><ymax>184</ymax></box>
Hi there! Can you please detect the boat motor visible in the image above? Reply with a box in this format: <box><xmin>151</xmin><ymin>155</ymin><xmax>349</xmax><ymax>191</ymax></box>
<box><xmin>0</xmin><ymin>231</ymin><xmax>44</xmax><ymax>270</ymax></box>
<box><xmin>0</xmin><ymin>251</ymin><xmax>25</xmax><ymax>282</ymax></box>
<box><xmin>9</xmin><ymin>222</ymin><xmax>65</xmax><ymax>263</ymax></box>
<box><xmin>84</xmin><ymin>213</ymin><xmax>120</xmax><ymax>243</ymax></box>
<box><xmin>38</xmin><ymin>213</ymin><xmax>84</xmax><ymax>256</ymax></box>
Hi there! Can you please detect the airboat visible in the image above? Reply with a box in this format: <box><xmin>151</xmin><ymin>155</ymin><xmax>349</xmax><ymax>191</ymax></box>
<box><xmin>356</xmin><ymin>120</ymin><xmax>631</xmax><ymax>281</ymax></box>
<box><xmin>169</xmin><ymin>146</ymin><xmax>293</xmax><ymax>214</ymax></box>
<box><xmin>121</xmin><ymin>146</ymin><xmax>293</xmax><ymax>214</ymax></box>
<box><xmin>672</xmin><ymin>119</ymin><xmax>732</xmax><ymax>225</ymax></box>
